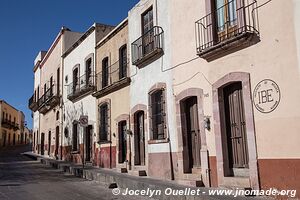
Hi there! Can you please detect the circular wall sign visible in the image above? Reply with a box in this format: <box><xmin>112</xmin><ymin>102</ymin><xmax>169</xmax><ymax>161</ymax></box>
<box><xmin>253</xmin><ymin>79</ymin><xmax>281</xmax><ymax>113</ymax></box>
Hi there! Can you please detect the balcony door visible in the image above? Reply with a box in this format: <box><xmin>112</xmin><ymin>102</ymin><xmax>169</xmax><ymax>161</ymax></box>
<box><xmin>142</xmin><ymin>7</ymin><xmax>154</xmax><ymax>56</ymax></box>
<box><xmin>102</xmin><ymin>57</ymin><xmax>109</xmax><ymax>88</ymax></box>
<box><xmin>214</xmin><ymin>0</ymin><xmax>237</xmax><ymax>41</ymax></box>
<box><xmin>73</xmin><ymin>67</ymin><xmax>79</xmax><ymax>93</ymax></box>
<box><xmin>85</xmin><ymin>58</ymin><xmax>92</xmax><ymax>87</ymax></box>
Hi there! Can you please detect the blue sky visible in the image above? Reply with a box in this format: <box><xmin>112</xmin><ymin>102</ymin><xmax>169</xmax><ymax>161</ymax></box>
<box><xmin>0</xmin><ymin>0</ymin><xmax>139</xmax><ymax>129</ymax></box>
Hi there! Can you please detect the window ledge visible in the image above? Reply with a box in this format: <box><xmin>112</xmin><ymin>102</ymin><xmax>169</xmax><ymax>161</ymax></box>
<box><xmin>148</xmin><ymin>138</ymin><xmax>169</xmax><ymax>144</ymax></box>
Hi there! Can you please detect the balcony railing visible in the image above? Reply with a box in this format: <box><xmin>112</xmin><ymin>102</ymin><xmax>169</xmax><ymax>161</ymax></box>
<box><xmin>195</xmin><ymin>0</ymin><xmax>259</xmax><ymax>60</ymax></box>
<box><xmin>38</xmin><ymin>84</ymin><xmax>59</xmax><ymax>114</ymax></box>
<box><xmin>131</xmin><ymin>26</ymin><xmax>164</xmax><ymax>66</ymax></box>
<box><xmin>1</xmin><ymin>119</ymin><xmax>19</xmax><ymax>130</ymax></box>
<box><xmin>67</xmin><ymin>72</ymin><xmax>96</xmax><ymax>101</ymax></box>
<box><xmin>28</xmin><ymin>94</ymin><xmax>39</xmax><ymax>112</ymax></box>
<box><xmin>93</xmin><ymin>60</ymin><xmax>130</xmax><ymax>98</ymax></box>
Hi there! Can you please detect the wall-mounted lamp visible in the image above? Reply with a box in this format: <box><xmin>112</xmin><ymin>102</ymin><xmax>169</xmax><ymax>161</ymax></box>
<box><xmin>204</xmin><ymin>116</ymin><xmax>211</xmax><ymax>131</ymax></box>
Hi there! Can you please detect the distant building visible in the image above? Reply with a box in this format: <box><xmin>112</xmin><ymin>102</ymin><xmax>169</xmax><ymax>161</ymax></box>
<box><xmin>0</xmin><ymin>100</ymin><xmax>26</xmax><ymax>147</ymax></box>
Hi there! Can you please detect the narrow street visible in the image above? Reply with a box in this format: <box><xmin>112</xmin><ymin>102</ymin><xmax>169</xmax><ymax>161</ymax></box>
<box><xmin>0</xmin><ymin>145</ymin><xmax>145</xmax><ymax>200</ymax></box>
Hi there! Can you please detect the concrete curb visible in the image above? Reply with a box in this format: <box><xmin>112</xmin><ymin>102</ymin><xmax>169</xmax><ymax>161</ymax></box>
<box><xmin>22</xmin><ymin>152</ymin><xmax>269</xmax><ymax>200</ymax></box>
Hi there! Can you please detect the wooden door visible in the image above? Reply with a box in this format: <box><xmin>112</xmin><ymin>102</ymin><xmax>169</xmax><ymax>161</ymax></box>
<box><xmin>85</xmin><ymin>125</ymin><xmax>92</xmax><ymax>162</ymax></box>
<box><xmin>118</xmin><ymin>121</ymin><xmax>127</xmax><ymax>163</ymax></box>
<box><xmin>41</xmin><ymin>133</ymin><xmax>45</xmax><ymax>155</ymax></box>
<box><xmin>48</xmin><ymin>131</ymin><xmax>51</xmax><ymax>156</ymax></box>
<box><xmin>55</xmin><ymin>126</ymin><xmax>59</xmax><ymax>158</ymax></box>
<box><xmin>223</xmin><ymin>82</ymin><xmax>249</xmax><ymax>169</ymax></box>
<box><xmin>135</xmin><ymin>111</ymin><xmax>145</xmax><ymax>165</ymax></box>
<box><xmin>183</xmin><ymin>97</ymin><xmax>201</xmax><ymax>173</ymax></box>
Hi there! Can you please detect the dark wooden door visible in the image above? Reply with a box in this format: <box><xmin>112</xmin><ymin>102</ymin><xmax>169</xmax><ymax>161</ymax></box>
<box><xmin>118</xmin><ymin>121</ymin><xmax>127</xmax><ymax>163</ymax></box>
<box><xmin>41</xmin><ymin>133</ymin><xmax>45</xmax><ymax>155</ymax></box>
<box><xmin>224</xmin><ymin>82</ymin><xmax>249</xmax><ymax>169</ymax></box>
<box><xmin>135</xmin><ymin>111</ymin><xmax>145</xmax><ymax>165</ymax></box>
<box><xmin>48</xmin><ymin>131</ymin><xmax>51</xmax><ymax>156</ymax></box>
<box><xmin>13</xmin><ymin>134</ymin><xmax>16</xmax><ymax>145</ymax></box>
<box><xmin>85</xmin><ymin>125</ymin><xmax>92</xmax><ymax>162</ymax></box>
<box><xmin>183</xmin><ymin>97</ymin><xmax>201</xmax><ymax>173</ymax></box>
<box><xmin>55</xmin><ymin>126</ymin><xmax>59</xmax><ymax>158</ymax></box>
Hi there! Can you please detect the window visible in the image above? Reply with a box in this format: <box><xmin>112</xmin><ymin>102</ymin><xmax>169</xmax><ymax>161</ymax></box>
<box><xmin>119</xmin><ymin>45</ymin><xmax>127</xmax><ymax>79</ymax></box>
<box><xmin>102</xmin><ymin>57</ymin><xmax>109</xmax><ymax>88</ymax></box>
<box><xmin>142</xmin><ymin>7</ymin><xmax>154</xmax><ymax>55</ymax></box>
<box><xmin>50</xmin><ymin>76</ymin><xmax>53</xmax><ymax>95</ymax></box>
<box><xmin>214</xmin><ymin>0</ymin><xmax>237</xmax><ymax>40</ymax></box>
<box><xmin>142</xmin><ymin>7</ymin><xmax>153</xmax><ymax>35</ymax></box>
<box><xmin>72</xmin><ymin>122</ymin><xmax>78</xmax><ymax>151</ymax></box>
<box><xmin>99</xmin><ymin>104</ymin><xmax>109</xmax><ymax>142</ymax></box>
<box><xmin>86</xmin><ymin>58</ymin><xmax>92</xmax><ymax>86</ymax></box>
<box><xmin>56</xmin><ymin>111</ymin><xmax>59</xmax><ymax>120</ymax></box>
<box><xmin>149</xmin><ymin>89</ymin><xmax>166</xmax><ymax>140</ymax></box>
<box><xmin>73</xmin><ymin>67</ymin><xmax>79</xmax><ymax>94</ymax></box>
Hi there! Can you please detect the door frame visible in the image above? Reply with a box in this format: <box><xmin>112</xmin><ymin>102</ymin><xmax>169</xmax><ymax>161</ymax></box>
<box><xmin>212</xmin><ymin>72</ymin><xmax>259</xmax><ymax>190</ymax></box>
<box><xmin>175</xmin><ymin>88</ymin><xmax>209</xmax><ymax>186</ymax></box>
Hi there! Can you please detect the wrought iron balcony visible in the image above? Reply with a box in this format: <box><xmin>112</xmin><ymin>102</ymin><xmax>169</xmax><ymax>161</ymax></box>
<box><xmin>1</xmin><ymin>119</ymin><xmax>19</xmax><ymax>130</ymax></box>
<box><xmin>67</xmin><ymin>72</ymin><xmax>96</xmax><ymax>101</ymax></box>
<box><xmin>28</xmin><ymin>94</ymin><xmax>39</xmax><ymax>112</ymax></box>
<box><xmin>93</xmin><ymin>60</ymin><xmax>130</xmax><ymax>98</ymax></box>
<box><xmin>131</xmin><ymin>26</ymin><xmax>164</xmax><ymax>67</ymax></box>
<box><xmin>38</xmin><ymin>84</ymin><xmax>60</xmax><ymax>114</ymax></box>
<box><xmin>1</xmin><ymin>119</ymin><xmax>12</xmax><ymax>129</ymax></box>
<box><xmin>195</xmin><ymin>0</ymin><xmax>260</xmax><ymax>61</ymax></box>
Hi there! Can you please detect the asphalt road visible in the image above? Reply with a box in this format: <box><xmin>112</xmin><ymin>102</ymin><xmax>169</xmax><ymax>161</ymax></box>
<box><xmin>0</xmin><ymin>145</ymin><xmax>146</xmax><ymax>200</ymax></box>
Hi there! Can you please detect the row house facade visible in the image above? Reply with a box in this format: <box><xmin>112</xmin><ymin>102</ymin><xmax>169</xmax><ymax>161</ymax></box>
<box><xmin>61</xmin><ymin>23</ymin><xmax>114</xmax><ymax>163</ymax></box>
<box><xmin>30</xmin><ymin>27</ymin><xmax>83</xmax><ymax>158</ymax></box>
<box><xmin>29</xmin><ymin>0</ymin><xmax>300</xmax><ymax>197</ymax></box>
<box><xmin>0</xmin><ymin>100</ymin><xmax>26</xmax><ymax>147</ymax></box>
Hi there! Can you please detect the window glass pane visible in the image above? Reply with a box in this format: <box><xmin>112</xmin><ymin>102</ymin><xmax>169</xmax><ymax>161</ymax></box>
<box><xmin>228</xmin><ymin>0</ymin><xmax>237</xmax><ymax>26</ymax></box>
<box><xmin>216</xmin><ymin>0</ymin><xmax>225</xmax><ymax>31</ymax></box>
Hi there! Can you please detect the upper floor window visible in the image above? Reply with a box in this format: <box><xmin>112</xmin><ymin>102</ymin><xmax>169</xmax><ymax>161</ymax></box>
<box><xmin>73</xmin><ymin>66</ymin><xmax>79</xmax><ymax>93</ymax></box>
<box><xmin>86</xmin><ymin>58</ymin><xmax>92</xmax><ymax>86</ymax></box>
<box><xmin>149</xmin><ymin>89</ymin><xmax>166</xmax><ymax>140</ymax></box>
<box><xmin>119</xmin><ymin>45</ymin><xmax>127</xmax><ymax>79</ymax></box>
<box><xmin>99</xmin><ymin>103</ymin><xmax>109</xmax><ymax>142</ymax></box>
<box><xmin>102</xmin><ymin>57</ymin><xmax>109</xmax><ymax>88</ymax></box>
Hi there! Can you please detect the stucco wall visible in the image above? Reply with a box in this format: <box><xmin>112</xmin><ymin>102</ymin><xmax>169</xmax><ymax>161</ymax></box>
<box><xmin>128</xmin><ymin>0</ymin><xmax>176</xmax><ymax>154</ymax></box>
<box><xmin>62</xmin><ymin>30</ymin><xmax>97</xmax><ymax>147</ymax></box>
<box><xmin>171</xmin><ymin>0</ymin><xmax>300</xmax><ymax>159</ymax></box>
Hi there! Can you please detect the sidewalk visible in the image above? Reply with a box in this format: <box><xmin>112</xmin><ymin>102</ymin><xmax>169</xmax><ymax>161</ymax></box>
<box><xmin>22</xmin><ymin>152</ymin><xmax>270</xmax><ymax>200</ymax></box>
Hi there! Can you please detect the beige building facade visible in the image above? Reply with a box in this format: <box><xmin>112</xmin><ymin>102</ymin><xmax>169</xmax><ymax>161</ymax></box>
<box><xmin>170</xmin><ymin>0</ymin><xmax>300</xmax><ymax>194</ymax></box>
<box><xmin>0</xmin><ymin>100</ymin><xmax>26</xmax><ymax>147</ymax></box>
<box><xmin>93</xmin><ymin>19</ymin><xmax>130</xmax><ymax>170</ymax></box>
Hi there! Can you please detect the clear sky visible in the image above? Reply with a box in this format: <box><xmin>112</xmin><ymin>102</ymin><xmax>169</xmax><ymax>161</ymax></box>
<box><xmin>0</xmin><ymin>0</ymin><xmax>139</xmax><ymax>129</ymax></box>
